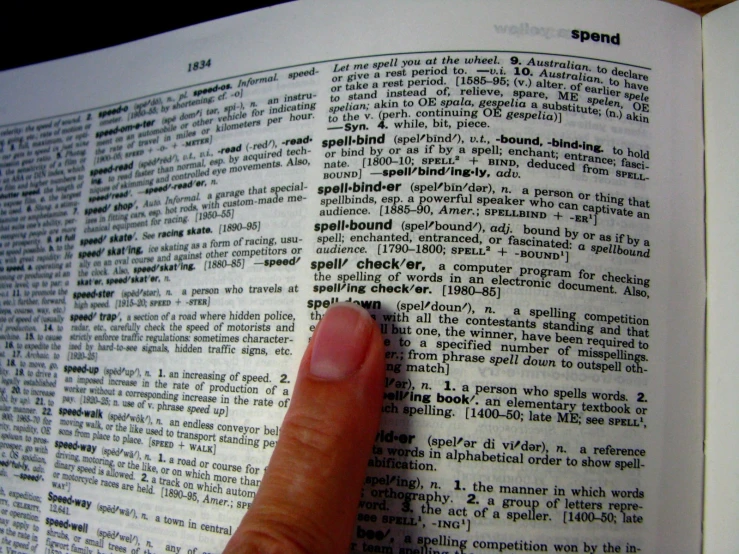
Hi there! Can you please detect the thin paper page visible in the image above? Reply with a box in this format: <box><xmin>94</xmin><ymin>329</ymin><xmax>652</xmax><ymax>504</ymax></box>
<box><xmin>0</xmin><ymin>1</ymin><xmax>706</xmax><ymax>553</ymax></box>
<box><xmin>703</xmin><ymin>2</ymin><xmax>739</xmax><ymax>551</ymax></box>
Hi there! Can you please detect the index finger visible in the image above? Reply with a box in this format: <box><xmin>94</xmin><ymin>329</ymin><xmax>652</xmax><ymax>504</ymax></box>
<box><xmin>223</xmin><ymin>303</ymin><xmax>385</xmax><ymax>554</ymax></box>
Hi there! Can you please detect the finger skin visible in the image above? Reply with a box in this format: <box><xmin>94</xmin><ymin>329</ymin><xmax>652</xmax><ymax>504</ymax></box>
<box><xmin>223</xmin><ymin>304</ymin><xmax>385</xmax><ymax>554</ymax></box>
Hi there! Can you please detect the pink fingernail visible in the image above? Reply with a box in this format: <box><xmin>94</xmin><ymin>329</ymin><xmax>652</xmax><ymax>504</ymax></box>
<box><xmin>310</xmin><ymin>302</ymin><xmax>373</xmax><ymax>380</ymax></box>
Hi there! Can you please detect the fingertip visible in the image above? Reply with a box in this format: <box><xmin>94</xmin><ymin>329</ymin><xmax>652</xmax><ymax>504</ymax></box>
<box><xmin>309</xmin><ymin>302</ymin><xmax>377</xmax><ymax>380</ymax></box>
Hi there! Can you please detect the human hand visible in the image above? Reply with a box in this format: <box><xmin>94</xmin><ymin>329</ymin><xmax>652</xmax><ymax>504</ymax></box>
<box><xmin>223</xmin><ymin>302</ymin><xmax>385</xmax><ymax>554</ymax></box>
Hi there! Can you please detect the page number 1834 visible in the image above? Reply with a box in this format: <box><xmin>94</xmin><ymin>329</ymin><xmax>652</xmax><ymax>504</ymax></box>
<box><xmin>188</xmin><ymin>59</ymin><xmax>212</xmax><ymax>72</ymax></box>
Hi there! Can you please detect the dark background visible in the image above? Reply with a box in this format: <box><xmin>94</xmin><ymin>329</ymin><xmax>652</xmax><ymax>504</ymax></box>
<box><xmin>0</xmin><ymin>4</ymin><xmax>288</xmax><ymax>72</ymax></box>
<box><xmin>0</xmin><ymin>0</ymin><xmax>728</xmax><ymax>72</ymax></box>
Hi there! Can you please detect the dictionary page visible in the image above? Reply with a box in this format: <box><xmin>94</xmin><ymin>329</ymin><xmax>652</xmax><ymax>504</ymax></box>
<box><xmin>0</xmin><ymin>1</ymin><xmax>704</xmax><ymax>553</ymax></box>
<box><xmin>703</xmin><ymin>2</ymin><xmax>739</xmax><ymax>552</ymax></box>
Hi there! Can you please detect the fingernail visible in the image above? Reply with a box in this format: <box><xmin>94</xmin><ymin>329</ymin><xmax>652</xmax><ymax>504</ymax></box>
<box><xmin>310</xmin><ymin>302</ymin><xmax>374</xmax><ymax>380</ymax></box>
